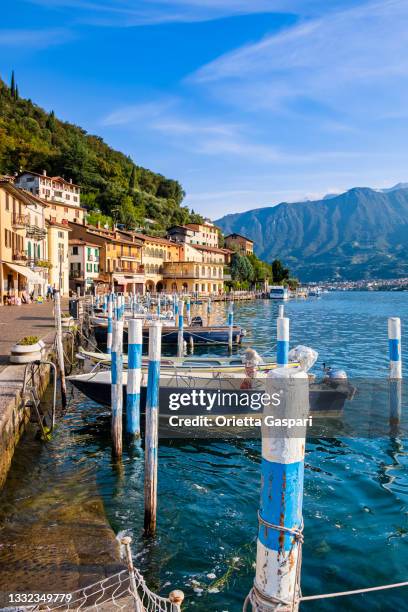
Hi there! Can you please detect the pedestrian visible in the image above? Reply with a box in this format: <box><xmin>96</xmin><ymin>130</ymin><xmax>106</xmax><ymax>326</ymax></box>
<box><xmin>46</xmin><ymin>285</ymin><xmax>52</xmax><ymax>301</ymax></box>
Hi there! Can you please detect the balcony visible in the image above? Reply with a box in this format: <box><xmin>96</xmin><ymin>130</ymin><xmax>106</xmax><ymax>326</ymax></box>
<box><xmin>26</xmin><ymin>225</ymin><xmax>47</xmax><ymax>240</ymax></box>
<box><xmin>12</xmin><ymin>213</ymin><xmax>29</xmax><ymax>229</ymax></box>
<box><xmin>70</xmin><ymin>270</ymin><xmax>83</xmax><ymax>279</ymax></box>
<box><xmin>12</xmin><ymin>250</ymin><xmax>28</xmax><ymax>262</ymax></box>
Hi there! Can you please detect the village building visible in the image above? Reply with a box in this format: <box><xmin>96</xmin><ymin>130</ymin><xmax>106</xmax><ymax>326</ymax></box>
<box><xmin>167</xmin><ymin>221</ymin><xmax>220</xmax><ymax>248</ymax></box>
<box><xmin>69</xmin><ymin>239</ymin><xmax>100</xmax><ymax>295</ymax></box>
<box><xmin>0</xmin><ymin>180</ymin><xmax>48</xmax><ymax>304</ymax></box>
<box><xmin>224</xmin><ymin>233</ymin><xmax>254</xmax><ymax>256</ymax></box>
<box><xmin>46</xmin><ymin>220</ymin><xmax>70</xmax><ymax>295</ymax></box>
<box><xmin>68</xmin><ymin>222</ymin><xmax>145</xmax><ymax>293</ymax></box>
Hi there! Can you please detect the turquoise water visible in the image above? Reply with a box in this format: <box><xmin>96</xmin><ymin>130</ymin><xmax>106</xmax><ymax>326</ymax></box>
<box><xmin>2</xmin><ymin>292</ymin><xmax>408</xmax><ymax>610</ymax></box>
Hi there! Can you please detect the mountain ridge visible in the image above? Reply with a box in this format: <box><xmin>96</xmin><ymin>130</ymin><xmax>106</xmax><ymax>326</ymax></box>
<box><xmin>216</xmin><ymin>186</ymin><xmax>408</xmax><ymax>281</ymax></box>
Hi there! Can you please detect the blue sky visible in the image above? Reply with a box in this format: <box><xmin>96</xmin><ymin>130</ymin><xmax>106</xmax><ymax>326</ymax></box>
<box><xmin>1</xmin><ymin>0</ymin><xmax>408</xmax><ymax>218</ymax></box>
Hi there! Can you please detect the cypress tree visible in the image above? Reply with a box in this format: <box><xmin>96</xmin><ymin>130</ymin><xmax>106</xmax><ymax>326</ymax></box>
<box><xmin>129</xmin><ymin>165</ymin><xmax>137</xmax><ymax>190</ymax></box>
<box><xmin>15</xmin><ymin>85</ymin><xmax>19</xmax><ymax>100</ymax></box>
<box><xmin>10</xmin><ymin>70</ymin><xmax>15</xmax><ymax>97</ymax></box>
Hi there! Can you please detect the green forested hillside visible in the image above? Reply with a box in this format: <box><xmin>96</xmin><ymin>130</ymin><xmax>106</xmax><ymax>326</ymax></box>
<box><xmin>0</xmin><ymin>75</ymin><xmax>201</xmax><ymax>231</ymax></box>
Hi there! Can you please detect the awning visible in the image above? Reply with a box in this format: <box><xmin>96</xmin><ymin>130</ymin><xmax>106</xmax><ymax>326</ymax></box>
<box><xmin>5</xmin><ymin>262</ymin><xmax>45</xmax><ymax>284</ymax></box>
<box><xmin>113</xmin><ymin>274</ymin><xmax>144</xmax><ymax>285</ymax></box>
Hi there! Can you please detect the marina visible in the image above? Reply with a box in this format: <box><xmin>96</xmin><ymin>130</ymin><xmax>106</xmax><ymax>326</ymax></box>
<box><xmin>0</xmin><ymin>291</ymin><xmax>406</xmax><ymax>610</ymax></box>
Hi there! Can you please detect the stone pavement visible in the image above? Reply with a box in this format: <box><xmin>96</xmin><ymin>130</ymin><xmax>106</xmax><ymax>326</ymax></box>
<box><xmin>0</xmin><ymin>299</ymin><xmax>69</xmax><ymax>368</ymax></box>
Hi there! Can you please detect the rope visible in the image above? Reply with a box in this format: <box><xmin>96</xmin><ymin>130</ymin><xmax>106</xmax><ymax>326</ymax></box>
<box><xmin>300</xmin><ymin>580</ymin><xmax>408</xmax><ymax>601</ymax></box>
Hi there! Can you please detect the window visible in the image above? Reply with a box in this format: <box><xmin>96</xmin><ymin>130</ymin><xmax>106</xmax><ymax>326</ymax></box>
<box><xmin>5</xmin><ymin>194</ymin><xmax>9</xmax><ymax>211</ymax></box>
<box><xmin>58</xmin><ymin>231</ymin><xmax>64</xmax><ymax>239</ymax></box>
<box><xmin>86</xmin><ymin>263</ymin><xmax>92</xmax><ymax>272</ymax></box>
<box><xmin>52</xmin><ymin>205</ymin><xmax>56</xmax><ymax>210</ymax></box>
<box><xmin>72</xmin><ymin>246</ymin><xmax>78</xmax><ymax>255</ymax></box>
<box><xmin>64</xmin><ymin>207</ymin><xmax>68</xmax><ymax>213</ymax></box>
<box><xmin>94</xmin><ymin>264</ymin><xmax>99</xmax><ymax>272</ymax></box>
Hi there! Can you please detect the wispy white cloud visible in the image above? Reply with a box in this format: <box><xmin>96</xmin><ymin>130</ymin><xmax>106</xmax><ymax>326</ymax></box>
<box><xmin>0</xmin><ymin>28</ymin><xmax>74</xmax><ymax>48</ymax></box>
<box><xmin>26</xmin><ymin>0</ymin><xmax>361</xmax><ymax>26</ymax></box>
<box><xmin>190</xmin><ymin>0</ymin><xmax>408</xmax><ymax>118</ymax></box>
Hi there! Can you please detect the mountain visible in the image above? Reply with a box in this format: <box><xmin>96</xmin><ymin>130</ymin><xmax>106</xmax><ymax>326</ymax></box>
<box><xmin>0</xmin><ymin>76</ymin><xmax>201</xmax><ymax>231</ymax></box>
<box><xmin>216</xmin><ymin>187</ymin><xmax>408</xmax><ymax>281</ymax></box>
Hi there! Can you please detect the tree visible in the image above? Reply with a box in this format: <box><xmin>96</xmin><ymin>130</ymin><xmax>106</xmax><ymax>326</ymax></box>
<box><xmin>231</xmin><ymin>253</ymin><xmax>254</xmax><ymax>283</ymax></box>
<box><xmin>129</xmin><ymin>165</ymin><xmax>137</xmax><ymax>191</ymax></box>
<box><xmin>271</xmin><ymin>259</ymin><xmax>290</xmax><ymax>283</ymax></box>
<box><xmin>10</xmin><ymin>71</ymin><xmax>15</xmax><ymax>98</ymax></box>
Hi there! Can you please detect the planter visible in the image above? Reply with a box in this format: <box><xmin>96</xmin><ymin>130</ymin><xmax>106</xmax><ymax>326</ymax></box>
<box><xmin>10</xmin><ymin>339</ymin><xmax>45</xmax><ymax>364</ymax></box>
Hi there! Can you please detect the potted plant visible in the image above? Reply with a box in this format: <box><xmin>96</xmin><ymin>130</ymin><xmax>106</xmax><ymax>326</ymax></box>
<box><xmin>10</xmin><ymin>336</ymin><xmax>44</xmax><ymax>364</ymax></box>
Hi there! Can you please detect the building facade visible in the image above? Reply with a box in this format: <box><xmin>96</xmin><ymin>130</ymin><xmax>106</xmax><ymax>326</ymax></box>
<box><xmin>47</xmin><ymin>221</ymin><xmax>70</xmax><ymax>295</ymax></box>
<box><xmin>68</xmin><ymin>222</ymin><xmax>145</xmax><ymax>293</ymax></box>
<box><xmin>69</xmin><ymin>239</ymin><xmax>100</xmax><ymax>295</ymax></box>
<box><xmin>224</xmin><ymin>233</ymin><xmax>254</xmax><ymax>256</ymax></box>
<box><xmin>167</xmin><ymin>221</ymin><xmax>219</xmax><ymax>248</ymax></box>
<box><xmin>0</xmin><ymin>181</ymin><xmax>48</xmax><ymax>303</ymax></box>
<box><xmin>15</xmin><ymin>171</ymin><xmax>86</xmax><ymax>225</ymax></box>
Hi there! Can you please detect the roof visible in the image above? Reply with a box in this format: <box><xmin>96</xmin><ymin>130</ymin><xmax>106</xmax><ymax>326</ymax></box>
<box><xmin>188</xmin><ymin>244</ymin><xmax>232</xmax><ymax>255</ymax></box>
<box><xmin>69</xmin><ymin>238</ymin><xmax>100</xmax><ymax>248</ymax></box>
<box><xmin>46</xmin><ymin>220</ymin><xmax>72</xmax><ymax>231</ymax></box>
<box><xmin>225</xmin><ymin>233</ymin><xmax>254</xmax><ymax>244</ymax></box>
<box><xmin>17</xmin><ymin>170</ymin><xmax>80</xmax><ymax>188</ymax></box>
<box><xmin>130</xmin><ymin>232</ymin><xmax>178</xmax><ymax>247</ymax></box>
<box><xmin>0</xmin><ymin>180</ymin><xmax>48</xmax><ymax>207</ymax></box>
<box><xmin>69</xmin><ymin>221</ymin><xmax>142</xmax><ymax>247</ymax></box>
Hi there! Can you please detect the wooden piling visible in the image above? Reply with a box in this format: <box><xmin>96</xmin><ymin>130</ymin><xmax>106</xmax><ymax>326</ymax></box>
<box><xmin>177</xmin><ymin>299</ymin><xmax>184</xmax><ymax>358</ymax></box>
<box><xmin>144</xmin><ymin>320</ymin><xmax>162</xmax><ymax>535</ymax></box>
<box><xmin>111</xmin><ymin>319</ymin><xmax>124</xmax><ymax>457</ymax></box>
<box><xmin>253</xmin><ymin>314</ymin><xmax>308</xmax><ymax>610</ymax></box>
<box><xmin>126</xmin><ymin>318</ymin><xmax>142</xmax><ymax>438</ymax></box>
<box><xmin>53</xmin><ymin>289</ymin><xmax>67</xmax><ymax>408</ymax></box>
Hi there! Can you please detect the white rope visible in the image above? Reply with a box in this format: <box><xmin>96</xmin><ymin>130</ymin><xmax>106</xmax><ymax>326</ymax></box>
<box><xmin>300</xmin><ymin>580</ymin><xmax>408</xmax><ymax>601</ymax></box>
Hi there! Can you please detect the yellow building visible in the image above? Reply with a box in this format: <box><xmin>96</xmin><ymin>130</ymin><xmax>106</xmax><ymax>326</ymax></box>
<box><xmin>224</xmin><ymin>233</ymin><xmax>254</xmax><ymax>255</ymax></box>
<box><xmin>47</xmin><ymin>220</ymin><xmax>71</xmax><ymax>295</ymax></box>
<box><xmin>0</xmin><ymin>180</ymin><xmax>48</xmax><ymax>304</ymax></box>
<box><xmin>162</xmin><ymin>260</ymin><xmax>224</xmax><ymax>294</ymax></box>
<box><xmin>69</xmin><ymin>222</ymin><xmax>145</xmax><ymax>293</ymax></box>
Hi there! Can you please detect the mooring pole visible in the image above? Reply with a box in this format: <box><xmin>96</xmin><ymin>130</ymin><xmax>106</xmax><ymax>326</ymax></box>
<box><xmin>177</xmin><ymin>299</ymin><xmax>184</xmax><ymax>358</ymax></box>
<box><xmin>252</xmin><ymin>315</ymin><xmax>309</xmax><ymax>611</ymax></box>
<box><xmin>157</xmin><ymin>295</ymin><xmax>161</xmax><ymax>317</ymax></box>
<box><xmin>111</xmin><ymin>318</ymin><xmax>124</xmax><ymax>457</ymax></box>
<box><xmin>186</xmin><ymin>296</ymin><xmax>191</xmax><ymax>326</ymax></box>
<box><xmin>144</xmin><ymin>320</ymin><xmax>162</xmax><ymax>535</ymax></box>
<box><xmin>127</xmin><ymin>318</ymin><xmax>142</xmax><ymax>438</ymax></box>
<box><xmin>277</xmin><ymin>315</ymin><xmax>289</xmax><ymax>367</ymax></box>
<box><xmin>174</xmin><ymin>296</ymin><xmax>179</xmax><ymax>327</ymax></box>
<box><xmin>228</xmin><ymin>300</ymin><xmax>234</xmax><ymax>352</ymax></box>
<box><xmin>207</xmin><ymin>296</ymin><xmax>212</xmax><ymax>326</ymax></box>
<box><xmin>107</xmin><ymin>296</ymin><xmax>113</xmax><ymax>354</ymax></box>
<box><xmin>53</xmin><ymin>289</ymin><xmax>67</xmax><ymax>408</ymax></box>
<box><xmin>388</xmin><ymin>317</ymin><xmax>402</xmax><ymax>430</ymax></box>
<box><xmin>388</xmin><ymin>317</ymin><xmax>402</xmax><ymax>380</ymax></box>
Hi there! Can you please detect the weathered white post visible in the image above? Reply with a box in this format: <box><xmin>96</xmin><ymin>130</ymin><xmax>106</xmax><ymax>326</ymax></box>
<box><xmin>111</xmin><ymin>318</ymin><xmax>124</xmax><ymax>457</ymax></box>
<box><xmin>126</xmin><ymin>318</ymin><xmax>142</xmax><ymax>438</ymax></box>
<box><xmin>144</xmin><ymin>320</ymin><xmax>162</xmax><ymax>535</ymax></box>
<box><xmin>53</xmin><ymin>289</ymin><xmax>67</xmax><ymax>407</ymax></box>
<box><xmin>252</xmin><ymin>314</ymin><xmax>309</xmax><ymax>611</ymax></box>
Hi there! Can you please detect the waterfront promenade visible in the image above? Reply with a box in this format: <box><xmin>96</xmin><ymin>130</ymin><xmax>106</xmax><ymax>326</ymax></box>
<box><xmin>0</xmin><ymin>300</ymin><xmax>68</xmax><ymax>370</ymax></box>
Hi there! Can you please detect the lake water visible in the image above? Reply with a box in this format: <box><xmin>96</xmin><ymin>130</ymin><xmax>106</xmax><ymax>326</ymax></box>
<box><xmin>1</xmin><ymin>292</ymin><xmax>407</xmax><ymax>611</ymax></box>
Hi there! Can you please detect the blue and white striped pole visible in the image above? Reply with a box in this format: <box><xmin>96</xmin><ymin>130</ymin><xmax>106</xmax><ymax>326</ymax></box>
<box><xmin>107</xmin><ymin>297</ymin><xmax>113</xmax><ymax>354</ymax></box>
<box><xmin>111</xmin><ymin>319</ymin><xmax>124</xmax><ymax>457</ymax></box>
<box><xmin>144</xmin><ymin>320</ymin><xmax>162</xmax><ymax>535</ymax></box>
<box><xmin>253</xmin><ymin>321</ymin><xmax>309</xmax><ymax>609</ymax></box>
<box><xmin>207</xmin><ymin>296</ymin><xmax>212</xmax><ymax>325</ymax></box>
<box><xmin>228</xmin><ymin>301</ymin><xmax>234</xmax><ymax>351</ymax></box>
<box><xmin>388</xmin><ymin>317</ymin><xmax>402</xmax><ymax>380</ymax></box>
<box><xmin>177</xmin><ymin>299</ymin><xmax>184</xmax><ymax>357</ymax></box>
<box><xmin>277</xmin><ymin>315</ymin><xmax>289</xmax><ymax>367</ymax></box>
<box><xmin>186</xmin><ymin>296</ymin><xmax>191</xmax><ymax>326</ymax></box>
<box><xmin>157</xmin><ymin>295</ymin><xmax>161</xmax><ymax>317</ymax></box>
<box><xmin>174</xmin><ymin>297</ymin><xmax>179</xmax><ymax>327</ymax></box>
<box><xmin>103</xmin><ymin>294</ymin><xmax>108</xmax><ymax>314</ymax></box>
<box><xmin>126</xmin><ymin>318</ymin><xmax>142</xmax><ymax>438</ymax></box>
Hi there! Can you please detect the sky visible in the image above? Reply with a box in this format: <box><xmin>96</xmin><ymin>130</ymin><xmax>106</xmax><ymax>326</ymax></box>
<box><xmin>2</xmin><ymin>0</ymin><xmax>408</xmax><ymax>218</ymax></box>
